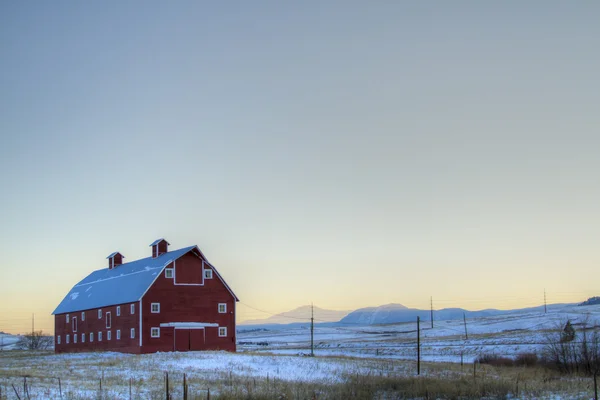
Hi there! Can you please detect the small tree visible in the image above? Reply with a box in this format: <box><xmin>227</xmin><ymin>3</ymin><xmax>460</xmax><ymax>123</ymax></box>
<box><xmin>561</xmin><ymin>320</ymin><xmax>576</xmax><ymax>343</ymax></box>
<box><xmin>543</xmin><ymin>318</ymin><xmax>600</xmax><ymax>375</ymax></box>
<box><xmin>16</xmin><ymin>331</ymin><xmax>53</xmax><ymax>350</ymax></box>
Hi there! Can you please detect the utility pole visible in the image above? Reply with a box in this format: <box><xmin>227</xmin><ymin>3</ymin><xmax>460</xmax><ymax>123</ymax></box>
<box><xmin>417</xmin><ymin>316</ymin><xmax>421</xmax><ymax>375</ymax></box>
<box><xmin>544</xmin><ymin>289</ymin><xmax>547</xmax><ymax>314</ymax></box>
<box><xmin>463</xmin><ymin>312</ymin><xmax>468</xmax><ymax>340</ymax></box>
<box><xmin>310</xmin><ymin>303</ymin><xmax>314</xmax><ymax>357</ymax></box>
<box><xmin>430</xmin><ymin>296</ymin><xmax>434</xmax><ymax>329</ymax></box>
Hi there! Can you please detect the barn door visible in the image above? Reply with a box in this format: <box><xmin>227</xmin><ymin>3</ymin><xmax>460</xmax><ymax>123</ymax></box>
<box><xmin>190</xmin><ymin>329</ymin><xmax>205</xmax><ymax>351</ymax></box>
<box><xmin>175</xmin><ymin>329</ymin><xmax>190</xmax><ymax>351</ymax></box>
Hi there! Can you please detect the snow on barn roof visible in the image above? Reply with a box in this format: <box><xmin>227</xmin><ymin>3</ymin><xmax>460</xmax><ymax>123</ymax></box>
<box><xmin>52</xmin><ymin>245</ymin><xmax>196</xmax><ymax>315</ymax></box>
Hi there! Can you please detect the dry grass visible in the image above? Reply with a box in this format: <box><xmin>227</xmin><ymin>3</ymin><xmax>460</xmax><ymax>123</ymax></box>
<box><xmin>0</xmin><ymin>350</ymin><xmax>597</xmax><ymax>399</ymax></box>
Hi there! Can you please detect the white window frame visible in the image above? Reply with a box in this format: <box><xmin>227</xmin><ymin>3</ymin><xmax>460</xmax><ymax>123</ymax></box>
<box><xmin>218</xmin><ymin>327</ymin><xmax>227</xmax><ymax>337</ymax></box>
<box><xmin>204</xmin><ymin>269</ymin><xmax>213</xmax><ymax>279</ymax></box>
<box><xmin>74</xmin><ymin>334</ymin><xmax>78</xmax><ymax>344</ymax></box>
<box><xmin>98</xmin><ymin>331</ymin><xmax>102</xmax><ymax>341</ymax></box>
<box><xmin>66</xmin><ymin>314</ymin><xmax>69</xmax><ymax>324</ymax></box>
<box><xmin>130</xmin><ymin>304</ymin><xmax>135</xmax><ymax>315</ymax></box>
<box><xmin>107</xmin><ymin>330</ymin><xmax>112</xmax><ymax>341</ymax></box>
<box><xmin>165</xmin><ymin>268</ymin><xmax>174</xmax><ymax>278</ymax></box>
<box><xmin>81</xmin><ymin>333</ymin><xmax>85</xmax><ymax>343</ymax></box>
<box><xmin>151</xmin><ymin>303</ymin><xmax>160</xmax><ymax>313</ymax></box>
<box><xmin>116</xmin><ymin>306</ymin><xmax>121</xmax><ymax>316</ymax></box>
<box><xmin>66</xmin><ymin>334</ymin><xmax>70</xmax><ymax>344</ymax></box>
<box><xmin>106</xmin><ymin>312</ymin><xmax>112</xmax><ymax>328</ymax></box>
<box><xmin>218</xmin><ymin>303</ymin><xmax>227</xmax><ymax>313</ymax></box>
<box><xmin>98</xmin><ymin>309</ymin><xmax>102</xmax><ymax>319</ymax></box>
<box><xmin>116</xmin><ymin>329</ymin><xmax>121</xmax><ymax>340</ymax></box>
<box><xmin>130</xmin><ymin>328</ymin><xmax>135</xmax><ymax>339</ymax></box>
<box><xmin>151</xmin><ymin>327</ymin><xmax>160</xmax><ymax>338</ymax></box>
<box><xmin>57</xmin><ymin>335</ymin><xmax>61</xmax><ymax>345</ymax></box>
<box><xmin>81</xmin><ymin>311</ymin><xmax>85</xmax><ymax>321</ymax></box>
<box><xmin>72</xmin><ymin>316</ymin><xmax>78</xmax><ymax>332</ymax></box>
<box><xmin>90</xmin><ymin>332</ymin><xmax>94</xmax><ymax>342</ymax></box>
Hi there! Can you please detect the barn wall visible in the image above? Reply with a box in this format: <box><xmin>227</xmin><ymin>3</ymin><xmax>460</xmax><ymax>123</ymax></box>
<box><xmin>54</xmin><ymin>301</ymin><xmax>140</xmax><ymax>354</ymax></box>
<box><xmin>141</xmin><ymin>252</ymin><xmax>236</xmax><ymax>353</ymax></box>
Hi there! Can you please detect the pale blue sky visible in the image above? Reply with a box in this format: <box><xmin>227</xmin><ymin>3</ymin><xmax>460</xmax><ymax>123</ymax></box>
<box><xmin>1</xmin><ymin>2</ymin><xmax>599</xmax><ymax>333</ymax></box>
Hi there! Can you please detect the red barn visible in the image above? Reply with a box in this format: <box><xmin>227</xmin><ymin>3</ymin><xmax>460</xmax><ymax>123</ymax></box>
<box><xmin>52</xmin><ymin>239</ymin><xmax>238</xmax><ymax>353</ymax></box>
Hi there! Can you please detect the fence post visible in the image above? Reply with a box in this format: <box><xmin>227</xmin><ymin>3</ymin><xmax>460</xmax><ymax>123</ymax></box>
<box><xmin>165</xmin><ymin>372</ymin><xmax>169</xmax><ymax>400</ymax></box>
<box><xmin>58</xmin><ymin>377</ymin><xmax>62</xmax><ymax>398</ymax></box>
<box><xmin>417</xmin><ymin>316</ymin><xmax>421</xmax><ymax>376</ymax></box>
<box><xmin>594</xmin><ymin>370</ymin><xmax>597</xmax><ymax>400</ymax></box>
<box><xmin>129</xmin><ymin>377</ymin><xmax>132</xmax><ymax>400</ymax></box>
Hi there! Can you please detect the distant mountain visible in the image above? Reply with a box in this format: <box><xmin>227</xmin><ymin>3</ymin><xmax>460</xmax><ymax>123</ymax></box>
<box><xmin>579</xmin><ymin>297</ymin><xmax>600</xmax><ymax>306</ymax></box>
<box><xmin>339</xmin><ymin>303</ymin><xmax>573</xmax><ymax>325</ymax></box>
<box><xmin>240</xmin><ymin>305</ymin><xmax>351</xmax><ymax>325</ymax></box>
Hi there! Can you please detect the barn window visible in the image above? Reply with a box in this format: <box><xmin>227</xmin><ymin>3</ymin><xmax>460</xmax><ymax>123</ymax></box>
<box><xmin>98</xmin><ymin>331</ymin><xmax>102</xmax><ymax>341</ymax></box>
<box><xmin>81</xmin><ymin>311</ymin><xmax>85</xmax><ymax>321</ymax></box>
<box><xmin>165</xmin><ymin>268</ymin><xmax>173</xmax><ymax>278</ymax></box>
<box><xmin>130</xmin><ymin>328</ymin><xmax>135</xmax><ymax>339</ymax></box>
<box><xmin>90</xmin><ymin>332</ymin><xmax>94</xmax><ymax>342</ymax></box>
<box><xmin>130</xmin><ymin>304</ymin><xmax>135</xmax><ymax>315</ymax></box>
<box><xmin>81</xmin><ymin>333</ymin><xmax>85</xmax><ymax>343</ymax></box>
<box><xmin>116</xmin><ymin>330</ymin><xmax>121</xmax><ymax>340</ymax></box>
<box><xmin>151</xmin><ymin>327</ymin><xmax>160</xmax><ymax>338</ymax></box>
<box><xmin>218</xmin><ymin>327</ymin><xmax>227</xmax><ymax>337</ymax></box>
<box><xmin>57</xmin><ymin>335</ymin><xmax>61</xmax><ymax>345</ymax></box>
<box><xmin>98</xmin><ymin>309</ymin><xmax>102</xmax><ymax>319</ymax></box>
<box><xmin>72</xmin><ymin>317</ymin><xmax>78</xmax><ymax>332</ymax></box>
<box><xmin>74</xmin><ymin>334</ymin><xmax>78</xmax><ymax>344</ymax></box>
<box><xmin>107</xmin><ymin>331</ymin><xmax>112</xmax><ymax>341</ymax></box>
<box><xmin>106</xmin><ymin>312</ymin><xmax>112</xmax><ymax>328</ymax></box>
<box><xmin>116</xmin><ymin>306</ymin><xmax>121</xmax><ymax>316</ymax></box>
<box><xmin>151</xmin><ymin>303</ymin><xmax>160</xmax><ymax>313</ymax></box>
<box><xmin>66</xmin><ymin>314</ymin><xmax>70</xmax><ymax>324</ymax></box>
<box><xmin>218</xmin><ymin>303</ymin><xmax>227</xmax><ymax>313</ymax></box>
<box><xmin>66</xmin><ymin>334</ymin><xmax>70</xmax><ymax>344</ymax></box>
<box><xmin>204</xmin><ymin>269</ymin><xmax>213</xmax><ymax>279</ymax></box>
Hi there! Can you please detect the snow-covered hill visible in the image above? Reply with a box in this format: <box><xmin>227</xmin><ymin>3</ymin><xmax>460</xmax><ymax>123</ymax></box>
<box><xmin>238</xmin><ymin>303</ymin><xmax>600</xmax><ymax>363</ymax></box>
<box><xmin>0</xmin><ymin>333</ymin><xmax>20</xmax><ymax>350</ymax></box>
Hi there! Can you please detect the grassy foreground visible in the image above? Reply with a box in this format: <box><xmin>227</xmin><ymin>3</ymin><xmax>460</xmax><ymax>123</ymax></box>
<box><xmin>0</xmin><ymin>350</ymin><xmax>596</xmax><ymax>399</ymax></box>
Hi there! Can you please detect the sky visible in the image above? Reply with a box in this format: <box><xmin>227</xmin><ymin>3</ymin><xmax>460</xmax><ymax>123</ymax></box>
<box><xmin>1</xmin><ymin>1</ymin><xmax>599</xmax><ymax>334</ymax></box>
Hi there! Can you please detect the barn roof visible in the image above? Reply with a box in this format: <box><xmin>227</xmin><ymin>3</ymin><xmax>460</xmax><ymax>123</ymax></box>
<box><xmin>53</xmin><ymin>245</ymin><xmax>218</xmax><ymax>315</ymax></box>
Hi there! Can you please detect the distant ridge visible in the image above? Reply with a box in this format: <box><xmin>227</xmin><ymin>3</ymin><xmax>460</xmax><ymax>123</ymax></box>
<box><xmin>238</xmin><ymin>302</ymin><xmax>580</xmax><ymax>329</ymax></box>
<box><xmin>240</xmin><ymin>305</ymin><xmax>351</xmax><ymax>325</ymax></box>
<box><xmin>339</xmin><ymin>303</ymin><xmax>575</xmax><ymax>325</ymax></box>
<box><xmin>579</xmin><ymin>296</ymin><xmax>600</xmax><ymax>306</ymax></box>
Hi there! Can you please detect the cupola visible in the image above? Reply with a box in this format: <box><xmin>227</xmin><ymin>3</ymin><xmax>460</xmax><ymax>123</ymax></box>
<box><xmin>150</xmin><ymin>238</ymin><xmax>170</xmax><ymax>258</ymax></box>
<box><xmin>107</xmin><ymin>252</ymin><xmax>125</xmax><ymax>269</ymax></box>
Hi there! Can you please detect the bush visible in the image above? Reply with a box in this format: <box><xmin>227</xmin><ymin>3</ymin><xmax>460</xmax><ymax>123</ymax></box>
<box><xmin>475</xmin><ymin>353</ymin><xmax>514</xmax><ymax>367</ymax></box>
<box><xmin>515</xmin><ymin>352</ymin><xmax>538</xmax><ymax>367</ymax></box>
<box><xmin>16</xmin><ymin>331</ymin><xmax>53</xmax><ymax>350</ymax></box>
<box><xmin>542</xmin><ymin>318</ymin><xmax>600</xmax><ymax>375</ymax></box>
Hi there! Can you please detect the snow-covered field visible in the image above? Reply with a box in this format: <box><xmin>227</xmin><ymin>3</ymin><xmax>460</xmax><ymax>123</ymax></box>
<box><xmin>238</xmin><ymin>303</ymin><xmax>600</xmax><ymax>363</ymax></box>
<box><xmin>0</xmin><ymin>304</ymin><xmax>598</xmax><ymax>399</ymax></box>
